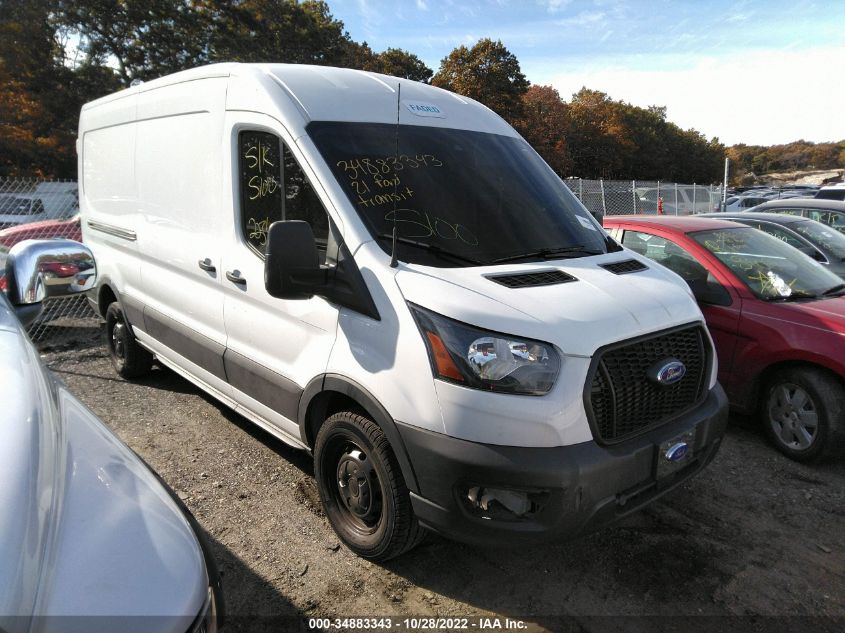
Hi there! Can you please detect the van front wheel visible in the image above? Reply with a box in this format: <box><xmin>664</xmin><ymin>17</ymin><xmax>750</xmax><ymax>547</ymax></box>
<box><xmin>105</xmin><ymin>302</ymin><xmax>153</xmax><ymax>379</ymax></box>
<box><xmin>315</xmin><ymin>411</ymin><xmax>424</xmax><ymax>561</ymax></box>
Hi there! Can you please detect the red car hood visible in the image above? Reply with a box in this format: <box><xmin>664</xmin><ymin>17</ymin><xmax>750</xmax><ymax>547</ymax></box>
<box><xmin>752</xmin><ymin>296</ymin><xmax>845</xmax><ymax>334</ymax></box>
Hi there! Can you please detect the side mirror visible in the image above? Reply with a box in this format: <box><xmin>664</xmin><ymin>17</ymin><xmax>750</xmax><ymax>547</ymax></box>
<box><xmin>264</xmin><ymin>221</ymin><xmax>328</xmax><ymax>300</ymax></box>
<box><xmin>263</xmin><ymin>220</ymin><xmax>381</xmax><ymax>320</ymax></box>
<box><xmin>687</xmin><ymin>277</ymin><xmax>732</xmax><ymax>307</ymax></box>
<box><xmin>4</xmin><ymin>239</ymin><xmax>97</xmax><ymax>327</ymax></box>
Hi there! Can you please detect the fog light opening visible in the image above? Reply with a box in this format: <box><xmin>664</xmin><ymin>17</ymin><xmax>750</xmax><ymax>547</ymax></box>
<box><xmin>464</xmin><ymin>486</ymin><xmax>549</xmax><ymax>521</ymax></box>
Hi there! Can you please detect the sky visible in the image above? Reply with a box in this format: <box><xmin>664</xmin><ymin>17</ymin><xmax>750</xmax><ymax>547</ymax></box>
<box><xmin>327</xmin><ymin>0</ymin><xmax>845</xmax><ymax>147</ymax></box>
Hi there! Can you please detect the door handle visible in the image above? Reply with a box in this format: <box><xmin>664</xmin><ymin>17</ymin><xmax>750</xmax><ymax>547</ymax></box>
<box><xmin>198</xmin><ymin>258</ymin><xmax>216</xmax><ymax>273</ymax></box>
<box><xmin>226</xmin><ymin>270</ymin><xmax>247</xmax><ymax>285</ymax></box>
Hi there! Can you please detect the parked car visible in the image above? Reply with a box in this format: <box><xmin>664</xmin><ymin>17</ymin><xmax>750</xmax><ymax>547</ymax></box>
<box><xmin>0</xmin><ymin>189</ymin><xmax>77</xmax><ymax>230</ymax></box>
<box><xmin>636</xmin><ymin>185</ymin><xmax>714</xmax><ymax>214</ymax></box>
<box><xmin>699</xmin><ymin>211</ymin><xmax>845</xmax><ymax>279</ymax></box>
<box><xmin>747</xmin><ymin>199</ymin><xmax>845</xmax><ymax>235</ymax></box>
<box><xmin>1</xmin><ymin>239</ymin><xmax>222</xmax><ymax>631</ymax></box>
<box><xmin>723</xmin><ymin>195</ymin><xmax>772</xmax><ymax>213</ymax></box>
<box><xmin>80</xmin><ymin>63</ymin><xmax>727</xmax><ymax>560</ymax></box>
<box><xmin>604</xmin><ymin>215</ymin><xmax>845</xmax><ymax>462</ymax></box>
<box><xmin>0</xmin><ymin>214</ymin><xmax>82</xmax><ymax>247</ymax></box>
<box><xmin>815</xmin><ymin>184</ymin><xmax>845</xmax><ymax>201</ymax></box>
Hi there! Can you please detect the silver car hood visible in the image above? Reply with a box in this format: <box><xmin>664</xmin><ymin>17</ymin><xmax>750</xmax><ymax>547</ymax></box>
<box><xmin>0</xmin><ymin>299</ymin><xmax>206</xmax><ymax>632</ymax></box>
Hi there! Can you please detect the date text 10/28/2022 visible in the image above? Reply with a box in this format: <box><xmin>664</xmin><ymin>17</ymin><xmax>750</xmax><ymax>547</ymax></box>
<box><xmin>307</xmin><ymin>617</ymin><xmax>528</xmax><ymax>630</ymax></box>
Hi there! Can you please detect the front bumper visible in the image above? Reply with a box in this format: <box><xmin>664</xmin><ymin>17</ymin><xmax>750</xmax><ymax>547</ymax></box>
<box><xmin>397</xmin><ymin>384</ymin><xmax>728</xmax><ymax>546</ymax></box>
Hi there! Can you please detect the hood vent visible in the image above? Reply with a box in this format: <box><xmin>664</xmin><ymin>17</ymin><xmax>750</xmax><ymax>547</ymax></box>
<box><xmin>600</xmin><ymin>259</ymin><xmax>648</xmax><ymax>275</ymax></box>
<box><xmin>487</xmin><ymin>270</ymin><xmax>577</xmax><ymax>288</ymax></box>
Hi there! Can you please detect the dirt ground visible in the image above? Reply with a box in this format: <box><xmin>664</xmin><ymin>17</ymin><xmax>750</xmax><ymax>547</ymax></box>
<box><xmin>41</xmin><ymin>330</ymin><xmax>845</xmax><ymax>632</ymax></box>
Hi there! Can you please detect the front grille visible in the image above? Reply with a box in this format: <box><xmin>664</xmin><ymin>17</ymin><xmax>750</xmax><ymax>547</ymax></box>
<box><xmin>487</xmin><ymin>270</ymin><xmax>577</xmax><ymax>288</ymax></box>
<box><xmin>586</xmin><ymin>324</ymin><xmax>709</xmax><ymax>444</ymax></box>
<box><xmin>600</xmin><ymin>259</ymin><xmax>649</xmax><ymax>274</ymax></box>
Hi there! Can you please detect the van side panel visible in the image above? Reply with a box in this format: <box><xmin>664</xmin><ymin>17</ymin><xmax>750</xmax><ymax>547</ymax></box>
<box><xmin>80</xmin><ymin>95</ymin><xmax>141</xmax><ymax>302</ymax></box>
<box><xmin>134</xmin><ymin>78</ymin><xmax>230</xmax><ymax>389</ymax></box>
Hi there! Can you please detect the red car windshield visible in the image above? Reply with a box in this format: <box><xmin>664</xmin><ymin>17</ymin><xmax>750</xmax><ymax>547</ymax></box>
<box><xmin>691</xmin><ymin>227</ymin><xmax>842</xmax><ymax>301</ymax></box>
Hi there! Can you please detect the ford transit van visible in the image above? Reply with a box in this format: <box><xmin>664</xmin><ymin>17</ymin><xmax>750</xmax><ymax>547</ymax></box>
<box><xmin>79</xmin><ymin>64</ymin><xmax>728</xmax><ymax>561</ymax></box>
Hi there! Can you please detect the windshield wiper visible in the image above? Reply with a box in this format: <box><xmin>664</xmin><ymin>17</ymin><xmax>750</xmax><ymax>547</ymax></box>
<box><xmin>374</xmin><ymin>234</ymin><xmax>485</xmax><ymax>266</ymax></box>
<box><xmin>768</xmin><ymin>291</ymin><xmax>819</xmax><ymax>302</ymax></box>
<box><xmin>487</xmin><ymin>245</ymin><xmax>603</xmax><ymax>264</ymax></box>
<box><xmin>821</xmin><ymin>283</ymin><xmax>845</xmax><ymax>297</ymax></box>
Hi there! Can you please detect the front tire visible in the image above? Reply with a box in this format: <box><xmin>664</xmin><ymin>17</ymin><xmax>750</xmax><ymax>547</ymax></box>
<box><xmin>105</xmin><ymin>302</ymin><xmax>153</xmax><ymax>379</ymax></box>
<box><xmin>314</xmin><ymin>411</ymin><xmax>424</xmax><ymax>561</ymax></box>
<box><xmin>760</xmin><ymin>367</ymin><xmax>845</xmax><ymax>462</ymax></box>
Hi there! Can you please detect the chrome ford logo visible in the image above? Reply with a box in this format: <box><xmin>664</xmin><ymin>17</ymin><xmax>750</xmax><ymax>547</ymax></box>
<box><xmin>648</xmin><ymin>358</ymin><xmax>686</xmax><ymax>386</ymax></box>
<box><xmin>665</xmin><ymin>442</ymin><xmax>689</xmax><ymax>462</ymax></box>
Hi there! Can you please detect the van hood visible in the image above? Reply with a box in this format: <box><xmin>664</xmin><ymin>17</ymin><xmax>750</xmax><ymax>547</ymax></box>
<box><xmin>395</xmin><ymin>252</ymin><xmax>704</xmax><ymax>356</ymax></box>
<box><xmin>0</xmin><ymin>301</ymin><xmax>206</xmax><ymax>632</ymax></box>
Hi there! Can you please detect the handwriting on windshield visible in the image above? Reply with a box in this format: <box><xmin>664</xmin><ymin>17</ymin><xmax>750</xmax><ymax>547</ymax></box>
<box><xmin>336</xmin><ymin>154</ymin><xmax>443</xmax><ymax>209</ymax></box>
<box><xmin>336</xmin><ymin>155</ymin><xmax>443</xmax><ymax>180</ymax></box>
<box><xmin>385</xmin><ymin>208</ymin><xmax>478</xmax><ymax>246</ymax></box>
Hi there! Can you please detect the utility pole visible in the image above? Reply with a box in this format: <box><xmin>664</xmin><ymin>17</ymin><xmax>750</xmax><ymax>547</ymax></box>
<box><xmin>721</xmin><ymin>157</ymin><xmax>730</xmax><ymax>212</ymax></box>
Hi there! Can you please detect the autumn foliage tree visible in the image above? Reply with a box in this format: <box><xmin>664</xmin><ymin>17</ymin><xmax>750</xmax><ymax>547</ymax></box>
<box><xmin>432</xmin><ymin>38</ymin><xmax>529</xmax><ymax>123</ymax></box>
<box><xmin>513</xmin><ymin>85</ymin><xmax>572</xmax><ymax>176</ymax></box>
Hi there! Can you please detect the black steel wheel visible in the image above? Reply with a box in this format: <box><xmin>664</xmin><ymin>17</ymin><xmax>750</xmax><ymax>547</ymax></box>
<box><xmin>105</xmin><ymin>302</ymin><xmax>153</xmax><ymax>379</ymax></box>
<box><xmin>314</xmin><ymin>411</ymin><xmax>424</xmax><ymax>561</ymax></box>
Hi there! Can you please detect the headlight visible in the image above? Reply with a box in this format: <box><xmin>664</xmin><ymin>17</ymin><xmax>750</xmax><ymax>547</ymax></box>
<box><xmin>409</xmin><ymin>303</ymin><xmax>560</xmax><ymax>395</ymax></box>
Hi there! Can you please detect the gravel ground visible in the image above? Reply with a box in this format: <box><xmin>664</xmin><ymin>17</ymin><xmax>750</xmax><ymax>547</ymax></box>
<box><xmin>41</xmin><ymin>330</ymin><xmax>845</xmax><ymax>632</ymax></box>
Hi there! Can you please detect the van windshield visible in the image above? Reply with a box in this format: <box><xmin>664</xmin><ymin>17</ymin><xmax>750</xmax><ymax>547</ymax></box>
<box><xmin>308</xmin><ymin>122</ymin><xmax>608</xmax><ymax>267</ymax></box>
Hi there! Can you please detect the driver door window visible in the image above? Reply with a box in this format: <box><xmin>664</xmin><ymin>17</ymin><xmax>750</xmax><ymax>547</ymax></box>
<box><xmin>238</xmin><ymin>130</ymin><xmax>332</xmax><ymax>261</ymax></box>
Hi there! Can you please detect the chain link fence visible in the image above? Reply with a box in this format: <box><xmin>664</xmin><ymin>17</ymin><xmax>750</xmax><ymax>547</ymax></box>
<box><xmin>0</xmin><ymin>178</ymin><xmax>101</xmax><ymax>347</ymax></box>
<box><xmin>564</xmin><ymin>179</ymin><xmax>724</xmax><ymax>217</ymax></box>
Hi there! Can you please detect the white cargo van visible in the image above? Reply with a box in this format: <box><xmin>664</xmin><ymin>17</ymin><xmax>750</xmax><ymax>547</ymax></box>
<box><xmin>79</xmin><ymin>63</ymin><xmax>728</xmax><ymax>561</ymax></box>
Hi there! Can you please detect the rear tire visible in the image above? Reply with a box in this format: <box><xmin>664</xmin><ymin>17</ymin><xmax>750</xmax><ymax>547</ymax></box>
<box><xmin>760</xmin><ymin>367</ymin><xmax>845</xmax><ymax>462</ymax></box>
<box><xmin>105</xmin><ymin>302</ymin><xmax>153</xmax><ymax>379</ymax></box>
<box><xmin>314</xmin><ymin>411</ymin><xmax>425</xmax><ymax>561</ymax></box>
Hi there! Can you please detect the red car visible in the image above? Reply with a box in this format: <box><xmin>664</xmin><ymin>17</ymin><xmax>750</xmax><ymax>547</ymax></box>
<box><xmin>604</xmin><ymin>215</ymin><xmax>845</xmax><ymax>462</ymax></box>
<box><xmin>0</xmin><ymin>215</ymin><xmax>82</xmax><ymax>248</ymax></box>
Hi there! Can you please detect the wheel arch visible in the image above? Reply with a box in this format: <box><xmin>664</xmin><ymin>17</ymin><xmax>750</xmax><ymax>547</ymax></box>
<box><xmin>298</xmin><ymin>374</ymin><xmax>420</xmax><ymax>494</ymax></box>
<box><xmin>95</xmin><ymin>279</ymin><xmax>119</xmax><ymax>319</ymax></box>
<box><xmin>753</xmin><ymin>359</ymin><xmax>845</xmax><ymax>408</ymax></box>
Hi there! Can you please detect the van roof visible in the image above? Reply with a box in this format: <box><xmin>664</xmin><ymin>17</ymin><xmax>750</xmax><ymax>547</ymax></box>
<box><xmin>81</xmin><ymin>63</ymin><xmax>516</xmax><ymax>136</ymax></box>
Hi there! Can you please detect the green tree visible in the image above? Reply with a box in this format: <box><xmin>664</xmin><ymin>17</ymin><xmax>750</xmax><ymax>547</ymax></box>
<box><xmin>57</xmin><ymin>0</ymin><xmax>211</xmax><ymax>83</ymax></box>
<box><xmin>432</xmin><ymin>38</ymin><xmax>529</xmax><ymax>123</ymax></box>
<box><xmin>210</xmin><ymin>0</ymin><xmax>359</xmax><ymax>67</ymax></box>
<box><xmin>367</xmin><ymin>47</ymin><xmax>432</xmax><ymax>83</ymax></box>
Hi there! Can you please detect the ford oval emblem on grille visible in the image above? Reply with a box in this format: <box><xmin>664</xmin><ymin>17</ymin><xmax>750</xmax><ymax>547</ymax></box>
<box><xmin>648</xmin><ymin>358</ymin><xmax>686</xmax><ymax>386</ymax></box>
<box><xmin>665</xmin><ymin>442</ymin><xmax>689</xmax><ymax>462</ymax></box>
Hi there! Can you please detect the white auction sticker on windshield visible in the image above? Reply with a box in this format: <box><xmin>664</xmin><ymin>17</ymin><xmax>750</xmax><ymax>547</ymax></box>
<box><xmin>767</xmin><ymin>271</ymin><xmax>792</xmax><ymax>297</ymax></box>
<box><xmin>576</xmin><ymin>215</ymin><xmax>597</xmax><ymax>230</ymax></box>
<box><xmin>404</xmin><ymin>102</ymin><xmax>446</xmax><ymax>118</ymax></box>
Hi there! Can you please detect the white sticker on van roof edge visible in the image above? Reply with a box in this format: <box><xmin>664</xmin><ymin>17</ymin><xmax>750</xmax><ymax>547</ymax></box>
<box><xmin>404</xmin><ymin>101</ymin><xmax>445</xmax><ymax>118</ymax></box>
